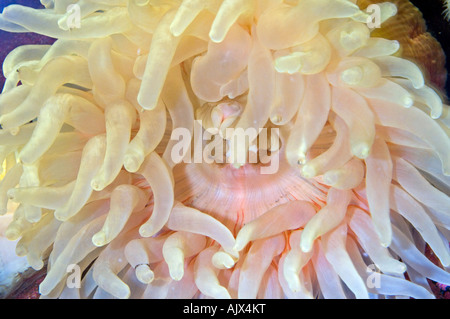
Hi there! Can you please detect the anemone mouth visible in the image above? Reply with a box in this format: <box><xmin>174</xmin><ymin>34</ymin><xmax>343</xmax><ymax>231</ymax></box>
<box><xmin>173</xmin><ymin>156</ymin><xmax>327</xmax><ymax>229</ymax></box>
<box><xmin>0</xmin><ymin>0</ymin><xmax>449</xmax><ymax>300</ymax></box>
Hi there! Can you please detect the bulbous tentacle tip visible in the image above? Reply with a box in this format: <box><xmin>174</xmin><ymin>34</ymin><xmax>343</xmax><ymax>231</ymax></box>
<box><xmin>135</xmin><ymin>264</ymin><xmax>155</xmax><ymax>284</ymax></box>
<box><xmin>168</xmin><ymin>265</ymin><xmax>184</xmax><ymax>282</ymax></box>
<box><xmin>123</xmin><ymin>155</ymin><xmax>142</xmax><ymax>173</ymax></box>
<box><xmin>92</xmin><ymin>231</ymin><xmax>107</xmax><ymax>247</ymax></box>
<box><xmin>212</xmin><ymin>251</ymin><xmax>236</xmax><ymax>269</ymax></box>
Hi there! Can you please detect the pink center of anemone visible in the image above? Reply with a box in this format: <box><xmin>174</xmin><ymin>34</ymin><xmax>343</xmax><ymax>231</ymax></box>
<box><xmin>0</xmin><ymin>0</ymin><xmax>449</xmax><ymax>299</ymax></box>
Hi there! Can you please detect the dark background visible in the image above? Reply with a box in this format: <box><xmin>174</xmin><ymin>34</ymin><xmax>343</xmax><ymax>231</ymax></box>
<box><xmin>410</xmin><ymin>0</ymin><xmax>450</xmax><ymax>97</ymax></box>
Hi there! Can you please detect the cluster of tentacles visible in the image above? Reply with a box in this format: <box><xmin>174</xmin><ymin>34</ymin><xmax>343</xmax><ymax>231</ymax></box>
<box><xmin>0</xmin><ymin>0</ymin><xmax>449</xmax><ymax>299</ymax></box>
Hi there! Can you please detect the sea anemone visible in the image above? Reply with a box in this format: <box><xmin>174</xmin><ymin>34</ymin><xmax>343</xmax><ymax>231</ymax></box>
<box><xmin>358</xmin><ymin>0</ymin><xmax>448</xmax><ymax>92</ymax></box>
<box><xmin>444</xmin><ymin>0</ymin><xmax>450</xmax><ymax>21</ymax></box>
<box><xmin>0</xmin><ymin>0</ymin><xmax>449</xmax><ymax>299</ymax></box>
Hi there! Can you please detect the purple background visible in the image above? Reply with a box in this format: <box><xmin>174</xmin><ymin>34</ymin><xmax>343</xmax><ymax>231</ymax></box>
<box><xmin>0</xmin><ymin>1</ymin><xmax>56</xmax><ymax>90</ymax></box>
